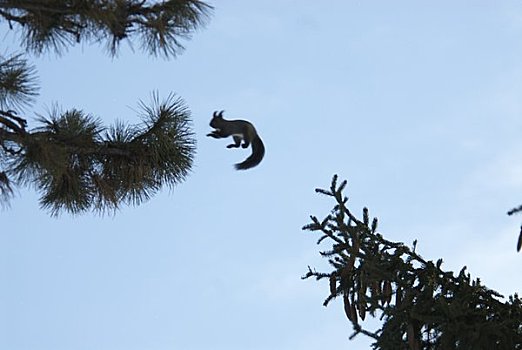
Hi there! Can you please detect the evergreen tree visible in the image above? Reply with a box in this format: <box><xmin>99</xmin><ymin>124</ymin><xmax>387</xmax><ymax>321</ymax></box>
<box><xmin>0</xmin><ymin>1</ymin><xmax>211</xmax><ymax>214</ymax></box>
<box><xmin>303</xmin><ymin>175</ymin><xmax>522</xmax><ymax>349</ymax></box>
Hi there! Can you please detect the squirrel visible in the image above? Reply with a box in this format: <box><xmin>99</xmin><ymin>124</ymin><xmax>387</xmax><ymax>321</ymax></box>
<box><xmin>207</xmin><ymin>110</ymin><xmax>265</xmax><ymax>170</ymax></box>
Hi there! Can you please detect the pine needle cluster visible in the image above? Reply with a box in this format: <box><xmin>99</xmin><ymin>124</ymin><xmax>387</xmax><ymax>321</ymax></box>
<box><xmin>0</xmin><ymin>0</ymin><xmax>212</xmax><ymax>57</ymax></box>
<box><xmin>303</xmin><ymin>175</ymin><xmax>522</xmax><ymax>350</ymax></box>
<box><xmin>1</xmin><ymin>94</ymin><xmax>195</xmax><ymax>215</ymax></box>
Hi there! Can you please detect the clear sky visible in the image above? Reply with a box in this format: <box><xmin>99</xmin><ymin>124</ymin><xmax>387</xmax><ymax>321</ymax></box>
<box><xmin>2</xmin><ymin>1</ymin><xmax>522</xmax><ymax>349</ymax></box>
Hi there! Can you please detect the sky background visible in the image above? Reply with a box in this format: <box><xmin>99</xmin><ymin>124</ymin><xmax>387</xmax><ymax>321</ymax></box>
<box><xmin>2</xmin><ymin>1</ymin><xmax>522</xmax><ymax>349</ymax></box>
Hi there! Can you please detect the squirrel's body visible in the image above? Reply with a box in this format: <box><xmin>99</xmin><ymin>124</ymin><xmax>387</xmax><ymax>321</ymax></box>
<box><xmin>207</xmin><ymin>111</ymin><xmax>265</xmax><ymax>170</ymax></box>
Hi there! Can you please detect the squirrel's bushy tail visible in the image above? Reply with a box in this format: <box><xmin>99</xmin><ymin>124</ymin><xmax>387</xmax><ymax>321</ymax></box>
<box><xmin>235</xmin><ymin>135</ymin><xmax>265</xmax><ymax>170</ymax></box>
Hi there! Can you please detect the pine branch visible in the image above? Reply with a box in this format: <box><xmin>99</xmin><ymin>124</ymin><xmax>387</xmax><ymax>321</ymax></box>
<box><xmin>1</xmin><ymin>93</ymin><xmax>195</xmax><ymax>215</ymax></box>
<box><xmin>0</xmin><ymin>53</ymin><xmax>39</xmax><ymax>109</ymax></box>
<box><xmin>0</xmin><ymin>0</ymin><xmax>213</xmax><ymax>57</ymax></box>
<box><xmin>0</xmin><ymin>170</ymin><xmax>13</xmax><ymax>205</ymax></box>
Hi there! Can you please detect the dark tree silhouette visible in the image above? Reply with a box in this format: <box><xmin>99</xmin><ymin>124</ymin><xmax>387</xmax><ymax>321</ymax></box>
<box><xmin>0</xmin><ymin>1</ymin><xmax>211</xmax><ymax>214</ymax></box>
<box><xmin>303</xmin><ymin>175</ymin><xmax>522</xmax><ymax>349</ymax></box>
<box><xmin>506</xmin><ymin>205</ymin><xmax>522</xmax><ymax>252</ymax></box>
<box><xmin>0</xmin><ymin>0</ymin><xmax>211</xmax><ymax>57</ymax></box>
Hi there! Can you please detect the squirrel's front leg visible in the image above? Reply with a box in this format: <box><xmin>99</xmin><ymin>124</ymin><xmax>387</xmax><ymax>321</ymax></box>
<box><xmin>207</xmin><ymin>130</ymin><xmax>224</xmax><ymax>138</ymax></box>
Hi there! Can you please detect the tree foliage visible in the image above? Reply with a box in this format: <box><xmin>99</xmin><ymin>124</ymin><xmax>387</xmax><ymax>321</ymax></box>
<box><xmin>1</xmin><ymin>94</ymin><xmax>195</xmax><ymax>215</ymax></box>
<box><xmin>303</xmin><ymin>175</ymin><xmax>522</xmax><ymax>350</ymax></box>
<box><xmin>0</xmin><ymin>1</ymin><xmax>211</xmax><ymax>214</ymax></box>
<box><xmin>0</xmin><ymin>0</ymin><xmax>212</xmax><ymax>57</ymax></box>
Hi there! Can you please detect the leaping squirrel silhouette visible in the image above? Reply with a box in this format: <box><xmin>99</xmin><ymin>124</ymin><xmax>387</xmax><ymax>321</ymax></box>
<box><xmin>207</xmin><ymin>111</ymin><xmax>265</xmax><ymax>170</ymax></box>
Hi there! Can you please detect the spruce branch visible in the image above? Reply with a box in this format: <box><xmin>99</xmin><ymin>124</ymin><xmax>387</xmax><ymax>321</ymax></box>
<box><xmin>304</xmin><ymin>175</ymin><xmax>522</xmax><ymax>349</ymax></box>
<box><xmin>507</xmin><ymin>204</ymin><xmax>522</xmax><ymax>252</ymax></box>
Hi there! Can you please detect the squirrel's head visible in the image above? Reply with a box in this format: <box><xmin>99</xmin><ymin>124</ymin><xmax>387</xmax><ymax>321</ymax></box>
<box><xmin>210</xmin><ymin>110</ymin><xmax>224</xmax><ymax>127</ymax></box>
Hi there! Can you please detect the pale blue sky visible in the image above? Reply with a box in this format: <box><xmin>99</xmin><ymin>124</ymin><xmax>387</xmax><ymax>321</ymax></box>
<box><xmin>2</xmin><ymin>1</ymin><xmax>522</xmax><ymax>349</ymax></box>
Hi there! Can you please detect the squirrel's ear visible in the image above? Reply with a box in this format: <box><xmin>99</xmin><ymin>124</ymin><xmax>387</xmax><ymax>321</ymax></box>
<box><xmin>213</xmin><ymin>111</ymin><xmax>217</xmax><ymax>118</ymax></box>
<box><xmin>218</xmin><ymin>110</ymin><xmax>224</xmax><ymax>118</ymax></box>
